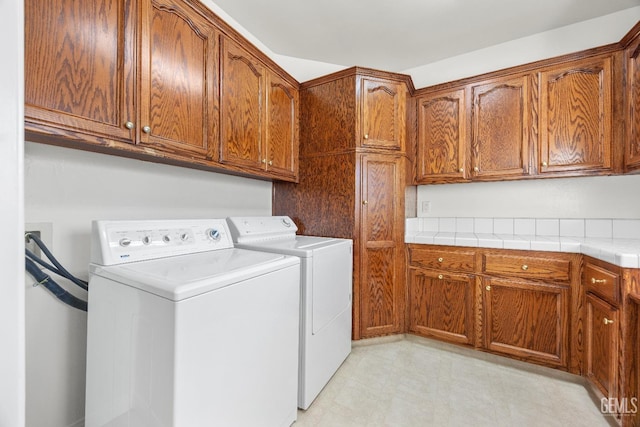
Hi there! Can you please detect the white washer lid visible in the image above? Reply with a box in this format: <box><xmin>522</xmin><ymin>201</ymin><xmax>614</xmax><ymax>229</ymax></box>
<box><xmin>234</xmin><ymin>236</ymin><xmax>352</xmax><ymax>258</ymax></box>
<box><xmin>89</xmin><ymin>248</ymin><xmax>299</xmax><ymax>301</ymax></box>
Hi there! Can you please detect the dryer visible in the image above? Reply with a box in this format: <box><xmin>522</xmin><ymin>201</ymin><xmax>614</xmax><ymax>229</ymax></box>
<box><xmin>85</xmin><ymin>219</ymin><xmax>300</xmax><ymax>427</ymax></box>
<box><xmin>226</xmin><ymin>216</ymin><xmax>352</xmax><ymax>410</ymax></box>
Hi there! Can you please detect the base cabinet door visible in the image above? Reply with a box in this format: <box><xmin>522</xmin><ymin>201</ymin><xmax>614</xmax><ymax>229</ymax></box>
<box><xmin>585</xmin><ymin>292</ymin><xmax>619</xmax><ymax>400</ymax></box>
<box><xmin>408</xmin><ymin>269</ymin><xmax>474</xmax><ymax>345</ymax></box>
<box><xmin>483</xmin><ymin>277</ymin><xmax>569</xmax><ymax>367</ymax></box>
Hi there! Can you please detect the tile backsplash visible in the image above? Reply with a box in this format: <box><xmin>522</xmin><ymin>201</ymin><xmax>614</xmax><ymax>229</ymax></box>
<box><xmin>405</xmin><ymin>217</ymin><xmax>640</xmax><ymax>240</ymax></box>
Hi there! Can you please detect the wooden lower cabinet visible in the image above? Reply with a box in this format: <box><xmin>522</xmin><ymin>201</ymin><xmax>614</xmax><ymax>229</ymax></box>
<box><xmin>408</xmin><ymin>269</ymin><xmax>475</xmax><ymax>345</ymax></box>
<box><xmin>483</xmin><ymin>277</ymin><xmax>569</xmax><ymax>367</ymax></box>
<box><xmin>585</xmin><ymin>292</ymin><xmax>619</xmax><ymax>400</ymax></box>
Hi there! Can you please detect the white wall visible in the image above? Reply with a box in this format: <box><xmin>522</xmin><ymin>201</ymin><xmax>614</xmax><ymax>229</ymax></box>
<box><xmin>0</xmin><ymin>0</ymin><xmax>25</xmax><ymax>425</ymax></box>
<box><xmin>24</xmin><ymin>143</ymin><xmax>272</xmax><ymax>427</ymax></box>
<box><xmin>417</xmin><ymin>175</ymin><xmax>640</xmax><ymax>219</ymax></box>
<box><xmin>404</xmin><ymin>6</ymin><xmax>640</xmax><ymax>88</ymax></box>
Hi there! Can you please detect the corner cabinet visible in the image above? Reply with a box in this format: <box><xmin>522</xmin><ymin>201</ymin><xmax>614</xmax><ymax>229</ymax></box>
<box><xmin>273</xmin><ymin>68</ymin><xmax>411</xmax><ymax>340</ymax></box>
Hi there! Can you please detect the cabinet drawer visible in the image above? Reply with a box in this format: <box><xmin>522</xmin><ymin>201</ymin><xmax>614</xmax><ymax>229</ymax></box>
<box><xmin>584</xmin><ymin>263</ymin><xmax>620</xmax><ymax>305</ymax></box>
<box><xmin>408</xmin><ymin>247</ymin><xmax>475</xmax><ymax>272</ymax></box>
<box><xmin>482</xmin><ymin>254</ymin><xmax>571</xmax><ymax>283</ymax></box>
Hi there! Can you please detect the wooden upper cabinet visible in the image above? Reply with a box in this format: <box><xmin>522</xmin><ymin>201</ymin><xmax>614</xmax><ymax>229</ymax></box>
<box><xmin>25</xmin><ymin>0</ymin><xmax>134</xmax><ymax>142</ymax></box>
<box><xmin>265</xmin><ymin>72</ymin><xmax>299</xmax><ymax>179</ymax></box>
<box><xmin>471</xmin><ymin>76</ymin><xmax>531</xmax><ymax>179</ymax></box>
<box><xmin>220</xmin><ymin>37</ymin><xmax>299</xmax><ymax>179</ymax></box>
<box><xmin>539</xmin><ymin>55</ymin><xmax>613</xmax><ymax>174</ymax></box>
<box><xmin>220</xmin><ymin>38</ymin><xmax>265</xmax><ymax>171</ymax></box>
<box><xmin>416</xmin><ymin>89</ymin><xmax>467</xmax><ymax>183</ymax></box>
<box><xmin>138</xmin><ymin>0</ymin><xmax>218</xmax><ymax>159</ymax></box>
<box><xmin>626</xmin><ymin>37</ymin><xmax>640</xmax><ymax>172</ymax></box>
<box><xmin>359</xmin><ymin>77</ymin><xmax>405</xmax><ymax>151</ymax></box>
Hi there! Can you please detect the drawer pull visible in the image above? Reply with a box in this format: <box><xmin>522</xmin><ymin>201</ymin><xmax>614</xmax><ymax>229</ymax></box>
<box><xmin>486</xmin><ymin>285</ymin><xmax>491</xmax><ymax>291</ymax></box>
<box><xmin>603</xmin><ymin>318</ymin><xmax>614</xmax><ymax>325</ymax></box>
<box><xmin>438</xmin><ymin>257</ymin><xmax>443</xmax><ymax>262</ymax></box>
<box><xmin>438</xmin><ymin>274</ymin><xmax>443</xmax><ymax>280</ymax></box>
<box><xmin>591</xmin><ymin>278</ymin><xmax>607</xmax><ymax>284</ymax></box>
<box><xmin>521</xmin><ymin>264</ymin><xmax>528</xmax><ymax>271</ymax></box>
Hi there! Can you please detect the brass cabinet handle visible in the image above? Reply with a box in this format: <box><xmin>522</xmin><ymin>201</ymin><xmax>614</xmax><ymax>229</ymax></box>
<box><xmin>268</xmin><ymin>160</ymin><xmax>273</xmax><ymax>166</ymax></box>
<box><xmin>125</xmin><ymin>121</ymin><xmax>135</xmax><ymax>130</ymax></box>
<box><xmin>473</xmin><ymin>166</ymin><xmax>479</xmax><ymax>172</ymax></box>
<box><xmin>438</xmin><ymin>274</ymin><xmax>443</xmax><ymax>279</ymax></box>
<box><xmin>521</xmin><ymin>265</ymin><xmax>528</xmax><ymax>271</ymax></box>
<box><xmin>362</xmin><ymin>200</ymin><xmax>368</xmax><ymax>205</ymax></box>
<box><xmin>142</xmin><ymin>126</ymin><xmax>151</xmax><ymax>134</ymax></box>
<box><xmin>363</xmin><ymin>134</ymin><xmax>369</xmax><ymax>140</ymax></box>
<box><xmin>438</xmin><ymin>257</ymin><xmax>443</xmax><ymax>262</ymax></box>
<box><xmin>261</xmin><ymin>159</ymin><xmax>267</xmax><ymax>164</ymax></box>
<box><xmin>486</xmin><ymin>285</ymin><xmax>491</xmax><ymax>291</ymax></box>
<box><xmin>591</xmin><ymin>278</ymin><xmax>607</xmax><ymax>284</ymax></box>
<box><xmin>459</xmin><ymin>168</ymin><xmax>464</xmax><ymax>173</ymax></box>
<box><xmin>603</xmin><ymin>318</ymin><xmax>614</xmax><ymax>325</ymax></box>
<box><xmin>542</xmin><ymin>161</ymin><xmax>548</xmax><ymax>167</ymax></box>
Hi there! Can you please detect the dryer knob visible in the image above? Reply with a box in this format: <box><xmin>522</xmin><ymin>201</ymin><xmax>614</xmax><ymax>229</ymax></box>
<box><xmin>282</xmin><ymin>218</ymin><xmax>292</xmax><ymax>227</ymax></box>
<box><xmin>207</xmin><ymin>228</ymin><xmax>221</xmax><ymax>241</ymax></box>
<box><xmin>119</xmin><ymin>238</ymin><xmax>132</xmax><ymax>247</ymax></box>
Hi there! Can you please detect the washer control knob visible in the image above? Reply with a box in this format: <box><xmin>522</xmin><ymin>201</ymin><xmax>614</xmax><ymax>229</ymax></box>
<box><xmin>119</xmin><ymin>238</ymin><xmax>132</xmax><ymax>247</ymax></box>
<box><xmin>282</xmin><ymin>218</ymin><xmax>292</xmax><ymax>227</ymax></box>
<box><xmin>180</xmin><ymin>233</ymin><xmax>190</xmax><ymax>242</ymax></box>
<box><xmin>142</xmin><ymin>236</ymin><xmax>152</xmax><ymax>245</ymax></box>
<box><xmin>162</xmin><ymin>235</ymin><xmax>171</xmax><ymax>243</ymax></box>
<box><xmin>207</xmin><ymin>228</ymin><xmax>221</xmax><ymax>241</ymax></box>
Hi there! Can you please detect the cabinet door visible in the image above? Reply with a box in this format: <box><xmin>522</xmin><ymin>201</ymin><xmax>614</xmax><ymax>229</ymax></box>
<box><xmin>25</xmin><ymin>0</ymin><xmax>134</xmax><ymax>142</ymax></box>
<box><xmin>471</xmin><ymin>76</ymin><xmax>531</xmax><ymax>178</ymax></box>
<box><xmin>220</xmin><ymin>38</ymin><xmax>265</xmax><ymax>170</ymax></box>
<box><xmin>483</xmin><ymin>277</ymin><xmax>569</xmax><ymax>368</ymax></box>
<box><xmin>409</xmin><ymin>269</ymin><xmax>474</xmax><ymax>345</ymax></box>
<box><xmin>360</xmin><ymin>78</ymin><xmax>405</xmax><ymax>151</ymax></box>
<box><xmin>138</xmin><ymin>0</ymin><xmax>217</xmax><ymax>159</ymax></box>
<box><xmin>627</xmin><ymin>39</ymin><xmax>640</xmax><ymax>171</ymax></box>
<box><xmin>585</xmin><ymin>293</ymin><xmax>618</xmax><ymax>399</ymax></box>
<box><xmin>359</xmin><ymin>155</ymin><xmax>404</xmax><ymax>337</ymax></box>
<box><xmin>539</xmin><ymin>56</ymin><xmax>613</xmax><ymax>174</ymax></box>
<box><xmin>265</xmin><ymin>72</ymin><xmax>298</xmax><ymax>179</ymax></box>
<box><xmin>416</xmin><ymin>89</ymin><xmax>467</xmax><ymax>182</ymax></box>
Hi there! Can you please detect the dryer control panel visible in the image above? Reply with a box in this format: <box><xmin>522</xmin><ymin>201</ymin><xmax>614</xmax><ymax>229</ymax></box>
<box><xmin>91</xmin><ymin>219</ymin><xmax>233</xmax><ymax>265</ymax></box>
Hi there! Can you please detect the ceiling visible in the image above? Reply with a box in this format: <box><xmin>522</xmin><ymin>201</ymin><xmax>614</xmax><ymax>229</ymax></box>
<box><xmin>211</xmin><ymin>0</ymin><xmax>640</xmax><ymax>72</ymax></box>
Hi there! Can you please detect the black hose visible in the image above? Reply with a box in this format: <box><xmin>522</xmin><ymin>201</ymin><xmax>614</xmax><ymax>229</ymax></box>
<box><xmin>25</xmin><ymin>257</ymin><xmax>87</xmax><ymax>312</ymax></box>
<box><xmin>25</xmin><ymin>233</ymin><xmax>88</xmax><ymax>290</ymax></box>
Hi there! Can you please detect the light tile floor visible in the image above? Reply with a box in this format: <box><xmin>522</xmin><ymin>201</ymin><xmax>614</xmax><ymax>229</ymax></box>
<box><xmin>294</xmin><ymin>335</ymin><xmax>613</xmax><ymax>427</ymax></box>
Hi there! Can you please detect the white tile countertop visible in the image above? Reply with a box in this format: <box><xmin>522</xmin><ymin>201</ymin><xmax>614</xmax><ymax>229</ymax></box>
<box><xmin>405</xmin><ymin>218</ymin><xmax>640</xmax><ymax>268</ymax></box>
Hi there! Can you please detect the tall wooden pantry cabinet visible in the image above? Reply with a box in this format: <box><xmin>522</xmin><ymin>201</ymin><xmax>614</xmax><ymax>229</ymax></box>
<box><xmin>273</xmin><ymin>68</ymin><xmax>411</xmax><ymax>340</ymax></box>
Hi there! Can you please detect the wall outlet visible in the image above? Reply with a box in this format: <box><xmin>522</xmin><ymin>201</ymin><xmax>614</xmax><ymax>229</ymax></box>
<box><xmin>421</xmin><ymin>201</ymin><xmax>431</xmax><ymax>214</ymax></box>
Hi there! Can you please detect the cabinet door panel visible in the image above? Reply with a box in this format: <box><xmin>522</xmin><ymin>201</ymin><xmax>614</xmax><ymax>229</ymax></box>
<box><xmin>539</xmin><ymin>56</ymin><xmax>612</xmax><ymax>173</ymax></box>
<box><xmin>139</xmin><ymin>0</ymin><xmax>216</xmax><ymax>158</ymax></box>
<box><xmin>627</xmin><ymin>41</ymin><xmax>640</xmax><ymax>171</ymax></box>
<box><xmin>586</xmin><ymin>293</ymin><xmax>618</xmax><ymax>399</ymax></box>
<box><xmin>25</xmin><ymin>0</ymin><xmax>133</xmax><ymax>141</ymax></box>
<box><xmin>472</xmin><ymin>76</ymin><xmax>530</xmax><ymax>178</ymax></box>
<box><xmin>409</xmin><ymin>269</ymin><xmax>474</xmax><ymax>345</ymax></box>
<box><xmin>360</xmin><ymin>155</ymin><xmax>404</xmax><ymax>337</ymax></box>
<box><xmin>483</xmin><ymin>277</ymin><xmax>568</xmax><ymax>367</ymax></box>
<box><xmin>416</xmin><ymin>89</ymin><xmax>466</xmax><ymax>182</ymax></box>
<box><xmin>360</xmin><ymin>78</ymin><xmax>404</xmax><ymax>150</ymax></box>
<box><xmin>220</xmin><ymin>38</ymin><xmax>264</xmax><ymax>170</ymax></box>
<box><xmin>266</xmin><ymin>73</ymin><xmax>298</xmax><ymax>178</ymax></box>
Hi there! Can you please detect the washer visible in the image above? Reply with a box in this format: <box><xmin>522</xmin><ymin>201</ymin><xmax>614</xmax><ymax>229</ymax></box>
<box><xmin>226</xmin><ymin>216</ymin><xmax>352</xmax><ymax>410</ymax></box>
<box><xmin>85</xmin><ymin>219</ymin><xmax>300</xmax><ymax>427</ymax></box>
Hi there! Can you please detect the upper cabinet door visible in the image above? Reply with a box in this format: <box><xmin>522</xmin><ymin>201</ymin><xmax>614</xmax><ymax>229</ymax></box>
<box><xmin>220</xmin><ymin>38</ymin><xmax>265</xmax><ymax>171</ymax></box>
<box><xmin>360</xmin><ymin>77</ymin><xmax>405</xmax><ymax>151</ymax></box>
<box><xmin>471</xmin><ymin>76</ymin><xmax>531</xmax><ymax>179</ymax></box>
<box><xmin>138</xmin><ymin>0</ymin><xmax>218</xmax><ymax>160</ymax></box>
<box><xmin>539</xmin><ymin>56</ymin><xmax>613</xmax><ymax>174</ymax></box>
<box><xmin>265</xmin><ymin>72</ymin><xmax>299</xmax><ymax>179</ymax></box>
<box><xmin>25</xmin><ymin>0</ymin><xmax>135</xmax><ymax>142</ymax></box>
<box><xmin>416</xmin><ymin>89</ymin><xmax>467</xmax><ymax>183</ymax></box>
<box><xmin>626</xmin><ymin>39</ymin><xmax>640</xmax><ymax>172</ymax></box>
